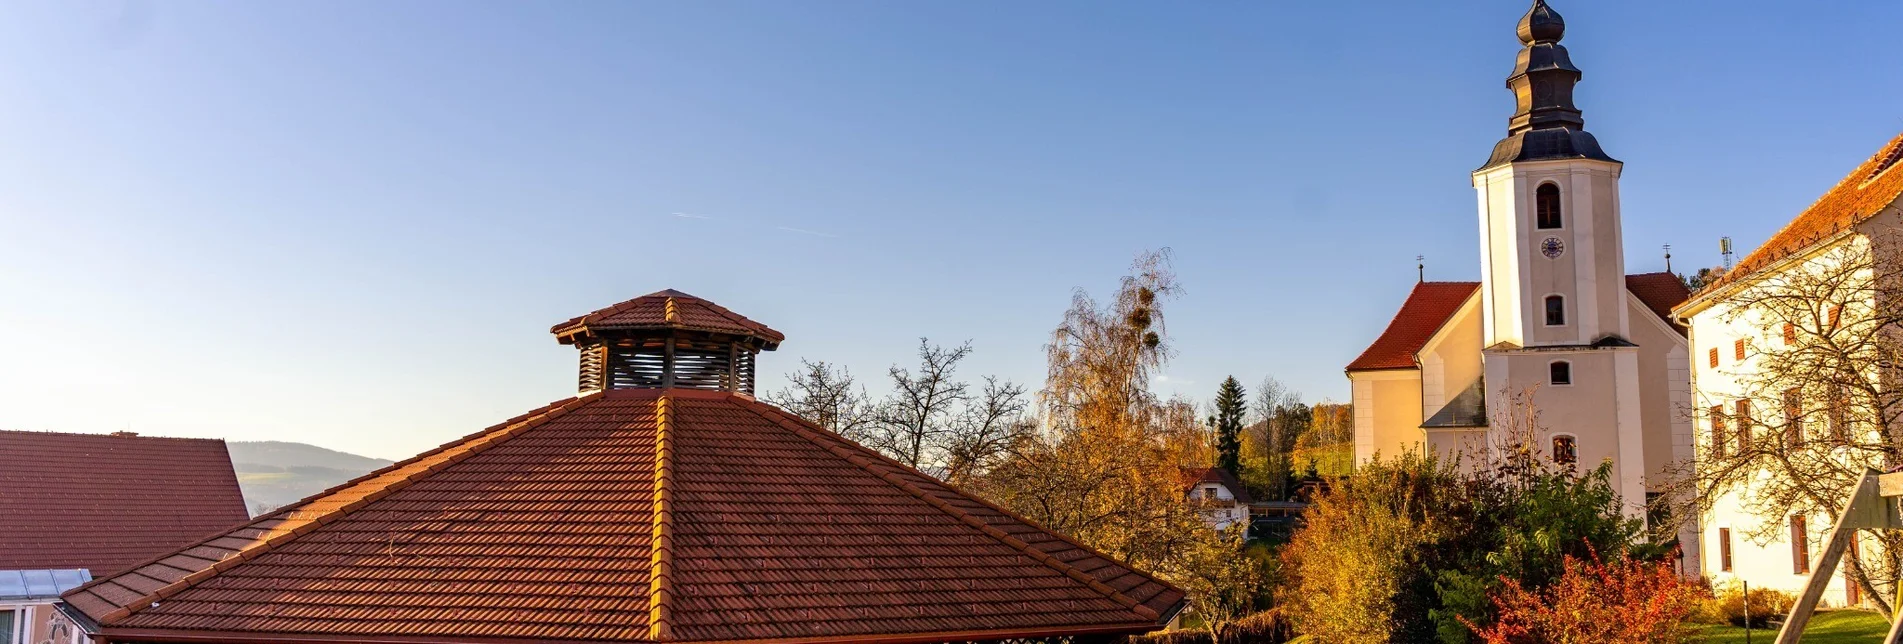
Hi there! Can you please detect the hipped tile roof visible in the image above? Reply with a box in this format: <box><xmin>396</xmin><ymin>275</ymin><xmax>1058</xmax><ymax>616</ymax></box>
<box><xmin>552</xmin><ymin>290</ymin><xmax>785</xmax><ymax>345</ymax></box>
<box><xmin>0</xmin><ymin>430</ymin><xmax>248</xmax><ymax>577</ymax></box>
<box><xmin>1346</xmin><ymin>281</ymin><xmax>1481</xmax><ymax>372</ymax></box>
<box><xmin>63</xmin><ymin>389</ymin><xmax>1181</xmax><ymax>644</ymax></box>
<box><xmin>1713</xmin><ymin>132</ymin><xmax>1903</xmax><ymax>290</ymax></box>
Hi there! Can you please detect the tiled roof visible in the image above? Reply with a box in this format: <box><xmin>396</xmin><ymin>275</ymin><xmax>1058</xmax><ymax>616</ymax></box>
<box><xmin>0</xmin><ymin>431</ymin><xmax>248</xmax><ymax>577</ymax></box>
<box><xmin>64</xmin><ymin>389</ymin><xmax>1182</xmax><ymax>644</ymax></box>
<box><xmin>1346</xmin><ymin>282</ymin><xmax>1481</xmax><ymax>372</ymax></box>
<box><xmin>1181</xmin><ymin>467</ymin><xmax>1253</xmax><ymax>505</ymax></box>
<box><xmin>551</xmin><ymin>289</ymin><xmax>785</xmax><ymax>344</ymax></box>
<box><xmin>1625</xmin><ymin>272</ymin><xmax>1691</xmax><ymax>334</ymax></box>
<box><xmin>1348</xmin><ymin>275</ymin><xmax>1695</xmax><ymax>372</ymax></box>
<box><xmin>1713</xmin><ymin>132</ymin><xmax>1903</xmax><ymax>291</ymax></box>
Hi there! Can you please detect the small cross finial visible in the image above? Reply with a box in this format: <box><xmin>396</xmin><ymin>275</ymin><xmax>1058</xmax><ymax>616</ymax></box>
<box><xmin>1663</xmin><ymin>244</ymin><xmax>1672</xmax><ymax>273</ymax></box>
<box><xmin>1416</xmin><ymin>255</ymin><xmax>1425</xmax><ymax>282</ymax></box>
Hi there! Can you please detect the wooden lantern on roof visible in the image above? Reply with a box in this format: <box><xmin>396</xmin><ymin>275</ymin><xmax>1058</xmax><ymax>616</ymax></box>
<box><xmin>550</xmin><ymin>289</ymin><xmax>783</xmax><ymax>394</ymax></box>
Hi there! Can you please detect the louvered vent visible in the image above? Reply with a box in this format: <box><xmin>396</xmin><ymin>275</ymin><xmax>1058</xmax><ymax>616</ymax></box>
<box><xmin>558</xmin><ymin>290</ymin><xmax>778</xmax><ymax>394</ymax></box>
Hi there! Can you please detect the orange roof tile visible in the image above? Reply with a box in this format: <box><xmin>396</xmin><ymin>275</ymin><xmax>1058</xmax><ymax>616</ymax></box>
<box><xmin>1715</xmin><ymin>132</ymin><xmax>1903</xmax><ymax>290</ymax></box>
<box><xmin>552</xmin><ymin>289</ymin><xmax>785</xmax><ymax>345</ymax></box>
<box><xmin>63</xmin><ymin>389</ymin><xmax>1182</xmax><ymax>643</ymax></box>
<box><xmin>0</xmin><ymin>431</ymin><xmax>248</xmax><ymax>577</ymax></box>
<box><xmin>1346</xmin><ymin>282</ymin><xmax>1480</xmax><ymax>372</ymax></box>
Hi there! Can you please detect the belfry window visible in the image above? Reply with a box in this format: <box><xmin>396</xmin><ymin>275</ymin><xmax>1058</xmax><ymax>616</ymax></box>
<box><xmin>1544</xmin><ymin>295</ymin><xmax>1565</xmax><ymax>326</ymax></box>
<box><xmin>1549</xmin><ymin>361</ymin><xmax>1571</xmax><ymax>386</ymax></box>
<box><xmin>1536</xmin><ymin>183</ymin><xmax>1563</xmax><ymax>229</ymax></box>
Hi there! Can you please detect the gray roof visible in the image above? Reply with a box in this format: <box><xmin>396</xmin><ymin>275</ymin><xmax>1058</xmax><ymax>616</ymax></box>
<box><xmin>0</xmin><ymin>569</ymin><xmax>91</xmax><ymax>601</ymax></box>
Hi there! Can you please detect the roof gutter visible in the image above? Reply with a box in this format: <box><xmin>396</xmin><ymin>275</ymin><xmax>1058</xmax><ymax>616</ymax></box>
<box><xmin>89</xmin><ymin>622</ymin><xmax>1166</xmax><ymax>644</ymax></box>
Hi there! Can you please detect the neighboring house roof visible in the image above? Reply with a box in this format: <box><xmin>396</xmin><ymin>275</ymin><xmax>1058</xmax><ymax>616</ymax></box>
<box><xmin>64</xmin><ymin>388</ymin><xmax>1183</xmax><ymax>644</ymax></box>
<box><xmin>1349</xmin><ymin>274</ymin><xmax>1694</xmax><ymax>373</ymax></box>
<box><xmin>550</xmin><ymin>289</ymin><xmax>785</xmax><ymax>345</ymax></box>
<box><xmin>1181</xmin><ymin>467</ymin><xmax>1254</xmax><ymax>505</ymax></box>
<box><xmin>1346</xmin><ymin>281</ymin><xmax>1481</xmax><ymax>372</ymax></box>
<box><xmin>0</xmin><ymin>431</ymin><xmax>248</xmax><ymax>577</ymax></box>
<box><xmin>1710</xmin><ymin>132</ymin><xmax>1903</xmax><ymax>292</ymax></box>
<box><xmin>1625</xmin><ymin>272</ymin><xmax>1692</xmax><ymax>335</ymax></box>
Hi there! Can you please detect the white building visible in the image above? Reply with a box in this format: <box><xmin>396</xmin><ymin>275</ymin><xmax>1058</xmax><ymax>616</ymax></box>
<box><xmin>1674</xmin><ymin>131</ymin><xmax>1903</xmax><ymax>605</ymax></box>
<box><xmin>1182</xmin><ymin>467</ymin><xmax>1253</xmax><ymax>531</ymax></box>
<box><xmin>1344</xmin><ymin>0</ymin><xmax>1697</xmax><ymax>559</ymax></box>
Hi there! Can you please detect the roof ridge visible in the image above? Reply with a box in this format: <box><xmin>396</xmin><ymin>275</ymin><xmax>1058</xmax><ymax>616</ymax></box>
<box><xmin>646</xmin><ymin>395</ymin><xmax>678</xmax><ymax>642</ymax></box>
<box><xmin>737</xmin><ymin>398</ymin><xmax>1161</xmax><ymax>622</ymax></box>
<box><xmin>77</xmin><ymin>392</ymin><xmax>604</xmax><ymax>625</ymax></box>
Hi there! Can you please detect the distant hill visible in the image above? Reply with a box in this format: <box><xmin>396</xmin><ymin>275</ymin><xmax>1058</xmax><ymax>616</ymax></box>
<box><xmin>226</xmin><ymin>441</ymin><xmax>393</xmax><ymax>516</ymax></box>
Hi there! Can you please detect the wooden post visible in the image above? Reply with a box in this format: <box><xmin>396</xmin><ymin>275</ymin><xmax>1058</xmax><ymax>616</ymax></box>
<box><xmin>661</xmin><ymin>338</ymin><xmax>676</xmax><ymax>389</ymax></box>
<box><xmin>1777</xmin><ymin>470</ymin><xmax>1889</xmax><ymax>643</ymax></box>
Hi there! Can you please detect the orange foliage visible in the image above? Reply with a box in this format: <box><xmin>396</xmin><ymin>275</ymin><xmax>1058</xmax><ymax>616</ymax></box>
<box><xmin>1465</xmin><ymin>551</ymin><xmax>1709</xmax><ymax>644</ymax></box>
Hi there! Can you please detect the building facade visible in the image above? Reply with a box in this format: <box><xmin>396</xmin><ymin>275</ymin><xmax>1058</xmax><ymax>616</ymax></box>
<box><xmin>1345</xmin><ymin>0</ymin><xmax>1697</xmax><ymax>560</ymax></box>
<box><xmin>1674</xmin><ymin>132</ymin><xmax>1903</xmax><ymax>604</ymax></box>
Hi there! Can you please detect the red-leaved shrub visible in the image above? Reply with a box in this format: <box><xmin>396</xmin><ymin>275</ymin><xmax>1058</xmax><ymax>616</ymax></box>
<box><xmin>1465</xmin><ymin>550</ymin><xmax>1709</xmax><ymax>644</ymax></box>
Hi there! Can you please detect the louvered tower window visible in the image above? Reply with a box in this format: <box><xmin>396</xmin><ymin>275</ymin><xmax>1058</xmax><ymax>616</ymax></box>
<box><xmin>552</xmin><ymin>289</ymin><xmax>783</xmax><ymax>394</ymax></box>
<box><xmin>1536</xmin><ymin>183</ymin><xmax>1563</xmax><ymax>229</ymax></box>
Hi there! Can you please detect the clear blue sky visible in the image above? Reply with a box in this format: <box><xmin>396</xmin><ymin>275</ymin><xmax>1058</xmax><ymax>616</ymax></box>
<box><xmin>1</xmin><ymin>1</ymin><xmax>1898</xmax><ymax>460</ymax></box>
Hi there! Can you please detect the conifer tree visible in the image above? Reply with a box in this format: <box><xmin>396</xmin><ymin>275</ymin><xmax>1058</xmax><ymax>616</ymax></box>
<box><xmin>1213</xmin><ymin>376</ymin><xmax>1246</xmax><ymax>474</ymax></box>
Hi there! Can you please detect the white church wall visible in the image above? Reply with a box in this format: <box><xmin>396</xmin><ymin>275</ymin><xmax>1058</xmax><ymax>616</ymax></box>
<box><xmin>1350</xmin><ymin>369</ymin><xmax>1426</xmax><ymax>463</ymax></box>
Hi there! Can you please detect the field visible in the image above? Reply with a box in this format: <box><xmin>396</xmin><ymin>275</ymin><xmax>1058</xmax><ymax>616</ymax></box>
<box><xmin>1700</xmin><ymin>610</ymin><xmax>1888</xmax><ymax>643</ymax></box>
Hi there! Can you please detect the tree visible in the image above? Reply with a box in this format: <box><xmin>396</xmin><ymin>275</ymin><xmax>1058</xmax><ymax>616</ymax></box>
<box><xmin>766</xmin><ymin>359</ymin><xmax>872</xmax><ymax>442</ymax></box>
<box><xmin>1251</xmin><ymin>377</ymin><xmax>1304</xmax><ymax>500</ymax></box>
<box><xmin>942</xmin><ymin>376</ymin><xmax>1034</xmax><ymax>486</ymax></box>
<box><xmin>1662</xmin><ymin>231</ymin><xmax>1903</xmax><ymax>617</ymax></box>
<box><xmin>1678</xmin><ymin>266</ymin><xmax>1727</xmax><ymax>292</ymax></box>
<box><xmin>976</xmin><ymin>250</ymin><xmax>1266</xmax><ymax>635</ymax></box>
<box><xmin>866</xmin><ymin>339</ymin><xmax>972</xmax><ymax>470</ymax></box>
<box><xmin>1213</xmin><ymin>377</ymin><xmax>1247</xmax><ymax>474</ymax></box>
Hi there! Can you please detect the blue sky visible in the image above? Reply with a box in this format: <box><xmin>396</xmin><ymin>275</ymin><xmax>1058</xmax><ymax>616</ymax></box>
<box><xmin>1</xmin><ymin>1</ymin><xmax>1898</xmax><ymax>460</ymax></box>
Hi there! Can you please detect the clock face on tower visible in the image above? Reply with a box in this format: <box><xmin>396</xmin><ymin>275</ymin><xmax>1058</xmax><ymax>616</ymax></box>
<box><xmin>1541</xmin><ymin>237</ymin><xmax>1565</xmax><ymax>259</ymax></box>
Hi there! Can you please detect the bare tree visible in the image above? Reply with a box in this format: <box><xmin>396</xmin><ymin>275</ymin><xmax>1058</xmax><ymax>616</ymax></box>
<box><xmin>942</xmin><ymin>376</ymin><xmax>1034</xmax><ymax>485</ymax></box>
<box><xmin>866</xmin><ymin>339</ymin><xmax>973</xmax><ymax>471</ymax></box>
<box><xmin>1253</xmin><ymin>376</ymin><xmax>1302</xmax><ymax>499</ymax></box>
<box><xmin>766</xmin><ymin>359</ymin><xmax>873</xmax><ymax>442</ymax></box>
<box><xmin>1663</xmin><ymin>230</ymin><xmax>1903</xmax><ymax>616</ymax></box>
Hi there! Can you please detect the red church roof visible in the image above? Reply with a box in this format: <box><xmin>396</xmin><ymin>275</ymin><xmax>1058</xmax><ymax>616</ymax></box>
<box><xmin>0</xmin><ymin>431</ymin><xmax>248</xmax><ymax>577</ymax></box>
<box><xmin>1348</xmin><ymin>274</ymin><xmax>1694</xmax><ymax>373</ymax></box>
<box><xmin>551</xmin><ymin>289</ymin><xmax>785</xmax><ymax>345</ymax></box>
<box><xmin>64</xmin><ymin>389</ymin><xmax>1182</xmax><ymax>644</ymax></box>
<box><xmin>1346</xmin><ymin>281</ymin><xmax>1480</xmax><ymax>372</ymax></box>
<box><xmin>1711</xmin><ymin>132</ymin><xmax>1903</xmax><ymax>292</ymax></box>
<box><xmin>1625</xmin><ymin>272</ymin><xmax>1692</xmax><ymax>334</ymax></box>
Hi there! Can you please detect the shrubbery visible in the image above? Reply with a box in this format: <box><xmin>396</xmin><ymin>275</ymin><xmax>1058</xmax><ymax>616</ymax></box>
<box><xmin>1692</xmin><ymin>582</ymin><xmax>1797</xmax><ymax>628</ymax></box>
<box><xmin>1279</xmin><ymin>431</ymin><xmax>1671</xmax><ymax>642</ymax></box>
<box><xmin>1465</xmin><ymin>550</ymin><xmax>1709</xmax><ymax>643</ymax></box>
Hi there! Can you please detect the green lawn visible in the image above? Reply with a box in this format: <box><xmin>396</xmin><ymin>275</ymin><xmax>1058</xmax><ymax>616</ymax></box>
<box><xmin>1700</xmin><ymin>610</ymin><xmax>1889</xmax><ymax>643</ymax></box>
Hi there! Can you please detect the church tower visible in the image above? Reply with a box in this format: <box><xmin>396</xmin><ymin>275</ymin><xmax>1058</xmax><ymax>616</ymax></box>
<box><xmin>1475</xmin><ymin>0</ymin><xmax>1627</xmax><ymax>349</ymax></box>
<box><xmin>1473</xmin><ymin>0</ymin><xmax>1647</xmax><ymax>513</ymax></box>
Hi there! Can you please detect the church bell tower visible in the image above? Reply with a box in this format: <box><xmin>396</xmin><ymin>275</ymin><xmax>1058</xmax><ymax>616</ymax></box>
<box><xmin>1474</xmin><ymin>0</ymin><xmax>1628</xmax><ymax>350</ymax></box>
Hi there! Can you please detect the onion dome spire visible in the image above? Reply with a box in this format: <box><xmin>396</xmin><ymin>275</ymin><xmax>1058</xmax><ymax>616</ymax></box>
<box><xmin>1479</xmin><ymin>0</ymin><xmax>1617</xmax><ymax>171</ymax></box>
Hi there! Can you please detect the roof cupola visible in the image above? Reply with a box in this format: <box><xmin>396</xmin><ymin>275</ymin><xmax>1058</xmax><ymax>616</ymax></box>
<box><xmin>1480</xmin><ymin>0</ymin><xmax>1617</xmax><ymax>170</ymax></box>
<box><xmin>550</xmin><ymin>289</ymin><xmax>782</xmax><ymax>394</ymax></box>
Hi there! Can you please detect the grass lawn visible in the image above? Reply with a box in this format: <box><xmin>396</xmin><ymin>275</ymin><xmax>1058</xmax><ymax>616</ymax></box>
<box><xmin>1700</xmin><ymin>610</ymin><xmax>1889</xmax><ymax>643</ymax></box>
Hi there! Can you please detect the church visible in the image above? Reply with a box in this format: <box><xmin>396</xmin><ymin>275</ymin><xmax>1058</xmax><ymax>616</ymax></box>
<box><xmin>1344</xmin><ymin>0</ymin><xmax>1698</xmax><ymax>557</ymax></box>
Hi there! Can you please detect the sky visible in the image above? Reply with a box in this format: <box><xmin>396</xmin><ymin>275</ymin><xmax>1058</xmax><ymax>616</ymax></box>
<box><xmin>1</xmin><ymin>1</ymin><xmax>1899</xmax><ymax>460</ymax></box>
